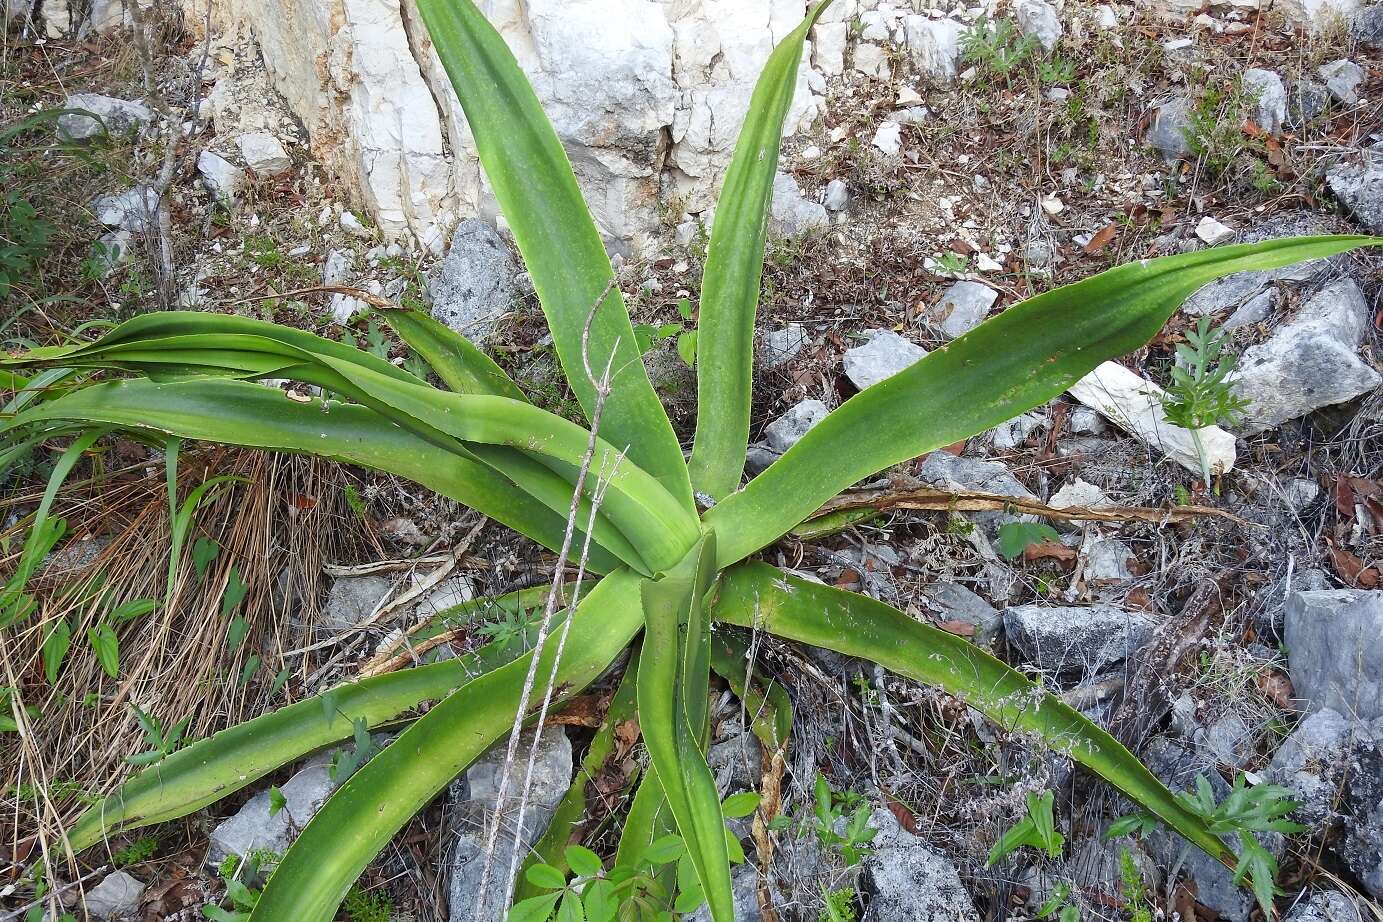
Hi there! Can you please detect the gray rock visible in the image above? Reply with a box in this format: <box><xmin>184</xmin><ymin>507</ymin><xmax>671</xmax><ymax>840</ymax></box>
<box><xmin>1148</xmin><ymin>97</ymin><xmax>1195</xmax><ymax>160</ymax></box>
<box><xmin>758</xmin><ymin>323</ymin><xmax>809</xmax><ymax>370</ymax></box>
<box><xmin>425</xmin><ymin>220</ymin><xmax>521</xmax><ymax>344</ymax></box>
<box><xmin>1243</xmin><ymin>68</ymin><xmax>1288</xmax><ymax>135</ymax></box>
<box><xmin>685</xmin><ymin>865</ymin><xmax>763</xmax><ymax>922</ymax></box>
<box><xmin>91</xmin><ymin>185</ymin><xmax>159</xmax><ymax>233</ymax></box>
<box><xmin>1016</xmin><ymin>0</ymin><xmax>1063</xmax><ymax>51</ymax></box>
<box><xmin>1289</xmin><ymin>79</ymin><xmax>1331</xmax><ymax>127</ymax></box>
<box><xmin>1170</xmin><ymin>695</ymin><xmax>1258</xmax><ymax>769</ymax></box>
<box><xmin>92</xmin><ymin>230</ymin><xmax>135</xmax><ymax>277</ymax></box>
<box><xmin>771</xmin><ymin>172</ymin><xmax>829</xmax><ymax>236</ymax></box>
<box><xmin>1083</xmin><ymin>538</ymin><xmax>1134</xmax><ymax>583</ymax></box>
<box><xmin>1319</xmin><ymin>59</ymin><xmax>1366</xmax><ymax>104</ymax></box>
<box><xmin>1233</xmin><ymin>277</ymin><xmax>1382</xmax><ymax>432</ymax></box>
<box><xmin>764</xmin><ymin>399</ymin><xmax>829</xmax><ymax>454</ymax></box>
<box><xmin>1003</xmin><ymin>604</ymin><xmax>1154</xmax><ymax>675</ymax></box>
<box><xmin>197</xmin><ymin>150</ymin><xmax>245</xmax><ymax>203</ymax></box>
<box><xmin>82</xmin><ymin>870</ymin><xmax>145</xmax><ymax>919</ymax></box>
<box><xmin>237</xmin><ymin>131</ymin><xmax>291</xmax><ymax>175</ymax></box>
<box><xmin>448</xmin><ymin>727</ymin><xmax>572</xmax><ymax>922</ymax></box>
<box><xmin>1225</xmin><ymin>289</ymin><xmax>1276</xmax><ymax>330</ymax></box>
<box><xmin>843</xmin><ymin>331</ymin><xmax>927</xmax><ymax>391</ymax></box>
<box><xmin>862</xmin><ymin>807</ymin><xmax>981</xmax><ymax>922</ymax></box>
<box><xmin>1267</xmin><ymin>707</ymin><xmax>1353</xmax><ymax>829</ymax></box>
<box><xmin>823</xmin><ymin>178</ymin><xmax>849</xmax><ymax>212</ymax></box>
<box><xmin>1355</xmin><ymin>5</ymin><xmax>1383</xmax><ymax>45</ymax></box>
<box><xmin>990</xmin><ymin>412</ymin><xmax>1046</xmax><ymax>450</ymax></box>
<box><xmin>707</xmin><ymin>729</ymin><xmax>764</xmax><ymax>795</ymax></box>
<box><xmin>929</xmin><ymin>281</ymin><xmax>998</xmax><ymax>338</ymax></box>
<box><xmin>1342</xmin><ymin>728</ymin><xmax>1383</xmax><ymax>898</ymax></box>
<box><xmin>1328</xmin><ymin>161</ymin><xmax>1383</xmax><ymax>234</ymax></box>
<box><xmin>322</xmin><ymin>249</ymin><xmax>353</xmax><ymax>286</ymax></box>
<box><xmin>745</xmin><ymin>444</ymin><xmax>779</xmax><ymax>476</ymax></box>
<box><xmin>1286</xmin><ymin>590</ymin><xmax>1383</xmax><ymax>723</ymax></box>
<box><xmin>207</xmin><ymin>756</ymin><xmax>337</xmax><ymax>871</ymax></box>
<box><xmin>920</xmin><ymin>452</ymin><xmax>1034</xmax><ymax>502</ymax></box>
<box><xmin>322</xmin><ymin>575</ymin><xmax>391</xmax><ymax>633</ymax></box>
<box><xmin>1284</xmin><ymin>890</ymin><xmax>1365</xmax><ymax>922</ymax></box>
<box><xmin>902</xmin><ymin>16</ymin><xmax>967</xmax><ymax>82</ymax></box>
<box><xmin>1050</xmin><ymin>476</ymin><xmax>1110</xmax><ymax>512</ymax></box>
<box><xmin>920</xmin><ymin>581</ymin><xmax>1002</xmax><ymax>643</ymax></box>
<box><xmin>58</xmin><ymin>94</ymin><xmax>154</xmax><ymax>143</ymax></box>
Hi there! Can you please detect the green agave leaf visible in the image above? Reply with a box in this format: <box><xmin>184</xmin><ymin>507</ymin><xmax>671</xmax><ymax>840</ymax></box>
<box><xmin>377</xmin><ymin>307</ymin><xmax>528</xmax><ymax>402</ymax></box>
<box><xmin>66</xmin><ymin>610</ymin><xmax>540</xmax><ymax>852</ymax></box>
<box><xmin>709</xmin><ymin>630</ymin><xmax>792</xmax><ymax>755</ymax></box>
<box><xmin>687</xmin><ymin>0</ymin><xmax>833</xmax><ymax>500</ymax></box>
<box><xmin>4</xmin><ymin>378</ymin><xmax>630</xmax><ymax>574</ymax></box>
<box><xmin>515</xmin><ymin>646</ymin><xmax>642</xmax><ymax>902</ymax></box>
<box><xmin>614</xmin><ymin>770</ymin><xmax>671</xmax><ymax>872</ymax></box>
<box><xmin>411</xmin><ymin>0</ymin><xmax>694</xmax><ymax>514</ymax></box>
<box><xmin>705</xmin><ymin>235</ymin><xmax>1383</xmax><ymax>566</ymax></box>
<box><xmin>249</xmin><ymin>569</ymin><xmax>646</xmax><ymax>922</ymax></box>
<box><xmin>711</xmin><ymin>562</ymin><xmax>1232</xmax><ymax>865</ymax></box>
<box><xmin>636</xmin><ymin>534</ymin><xmax>734</xmax><ymax>922</ymax></box>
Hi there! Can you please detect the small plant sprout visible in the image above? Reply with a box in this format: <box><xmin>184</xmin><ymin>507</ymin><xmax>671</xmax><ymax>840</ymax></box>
<box><xmin>988</xmin><ymin>790</ymin><xmax>1064</xmax><ymax>865</ymax></box>
<box><xmin>1161</xmin><ymin>316</ymin><xmax>1250</xmax><ymax>487</ymax></box>
<box><xmin>125</xmin><ymin>704</ymin><xmax>192</xmax><ymax>766</ymax></box>
<box><xmin>808</xmin><ymin>774</ymin><xmax>879</xmax><ymax>867</ymax></box>
<box><xmin>997</xmin><ymin>521</ymin><xmax>1063</xmax><ymax>560</ymax></box>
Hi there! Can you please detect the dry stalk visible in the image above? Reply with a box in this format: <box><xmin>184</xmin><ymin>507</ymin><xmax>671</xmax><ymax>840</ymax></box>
<box><xmin>473</xmin><ymin>278</ymin><xmax>622</xmax><ymax>918</ymax></box>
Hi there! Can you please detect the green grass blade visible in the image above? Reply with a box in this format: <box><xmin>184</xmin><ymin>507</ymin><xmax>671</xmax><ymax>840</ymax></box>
<box><xmin>377</xmin><ymin>307</ymin><xmax>528</xmax><ymax>402</ymax></box>
<box><xmin>636</xmin><ymin>534</ymin><xmax>733</xmax><ymax>921</ymax></box>
<box><xmin>687</xmin><ymin>1</ymin><xmax>832</xmax><ymax>500</ymax></box>
<box><xmin>712</xmin><ymin>562</ymin><xmax>1233</xmax><ymax>865</ymax></box>
<box><xmin>4</xmin><ymin>377</ymin><xmax>630</xmax><ymax>574</ymax></box>
<box><xmin>515</xmin><ymin>646</ymin><xmax>643</xmax><ymax>901</ymax></box>
<box><xmin>411</xmin><ymin>0</ymin><xmax>693</xmax><ymax>513</ymax></box>
<box><xmin>67</xmin><ymin>626</ymin><xmax>535</xmax><ymax>852</ymax></box>
<box><xmin>706</xmin><ymin>235</ymin><xmax>1383</xmax><ymax>565</ymax></box>
<box><xmin>249</xmin><ymin>570</ymin><xmax>646</xmax><ymax>922</ymax></box>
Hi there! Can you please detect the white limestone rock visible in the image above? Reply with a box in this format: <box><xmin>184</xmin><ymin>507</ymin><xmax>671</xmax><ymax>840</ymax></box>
<box><xmin>237</xmin><ymin>131</ymin><xmax>291</xmax><ymax>175</ymax></box>
<box><xmin>57</xmin><ymin>94</ymin><xmax>154</xmax><ymax>142</ymax></box>
<box><xmin>1068</xmin><ymin>361</ymin><xmax>1237</xmax><ymax>477</ymax></box>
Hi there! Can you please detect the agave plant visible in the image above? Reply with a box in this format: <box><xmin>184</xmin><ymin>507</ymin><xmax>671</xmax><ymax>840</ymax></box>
<box><xmin>2</xmin><ymin>1</ymin><xmax>1376</xmax><ymax>919</ymax></box>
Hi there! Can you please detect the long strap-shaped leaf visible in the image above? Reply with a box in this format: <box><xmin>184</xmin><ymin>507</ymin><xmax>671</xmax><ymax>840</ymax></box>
<box><xmin>687</xmin><ymin>0</ymin><xmax>832</xmax><ymax>500</ymax></box>
<box><xmin>3</xmin><ymin>378</ymin><xmax>632</xmax><ymax>574</ymax></box>
<box><xmin>249</xmin><ymin>569</ymin><xmax>645</xmax><ymax>922</ymax></box>
<box><xmin>66</xmin><ymin>613</ymin><xmax>540</xmax><ymax>852</ymax></box>
<box><xmin>378</xmin><ymin>307</ymin><xmax>529</xmax><ymax>402</ymax></box>
<box><xmin>711</xmin><ymin>562</ymin><xmax>1233</xmax><ymax>865</ymax></box>
<box><xmin>411</xmin><ymin>0</ymin><xmax>694</xmax><ymax>514</ymax></box>
<box><xmin>706</xmin><ymin>235</ymin><xmax>1382</xmax><ymax>566</ymax></box>
<box><xmin>636</xmin><ymin>534</ymin><xmax>734</xmax><ymax>921</ymax></box>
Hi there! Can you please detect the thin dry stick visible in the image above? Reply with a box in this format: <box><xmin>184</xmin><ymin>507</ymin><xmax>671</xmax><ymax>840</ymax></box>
<box><xmin>473</xmin><ymin>278</ymin><xmax>621</xmax><ymax>917</ymax></box>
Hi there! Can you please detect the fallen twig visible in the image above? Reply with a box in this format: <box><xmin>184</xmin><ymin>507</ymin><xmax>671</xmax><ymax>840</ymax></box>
<box><xmin>807</xmin><ymin>485</ymin><xmax>1255</xmax><ymax>528</ymax></box>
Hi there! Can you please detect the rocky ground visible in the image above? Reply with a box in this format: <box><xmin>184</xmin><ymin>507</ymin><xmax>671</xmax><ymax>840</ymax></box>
<box><xmin>4</xmin><ymin>0</ymin><xmax>1383</xmax><ymax>920</ymax></box>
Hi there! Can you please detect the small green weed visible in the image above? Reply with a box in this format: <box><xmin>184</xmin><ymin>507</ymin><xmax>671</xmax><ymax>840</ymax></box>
<box><xmin>1160</xmin><ymin>316</ymin><xmax>1248</xmax><ymax>486</ymax></box>
<box><xmin>343</xmin><ymin>884</ymin><xmax>393</xmax><ymax>922</ymax></box>
<box><xmin>112</xmin><ymin>835</ymin><xmax>159</xmax><ymax>867</ymax></box>
<box><xmin>988</xmin><ymin>790</ymin><xmax>1064</xmax><ymax>864</ymax></box>
<box><xmin>820</xmin><ymin>885</ymin><xmax>859</xmax><ymax>922</ymax></box>
<box><xmin>997</xmin><ymin>522</ymin><xmax>1061</xmax><ymax>559</ymax></box>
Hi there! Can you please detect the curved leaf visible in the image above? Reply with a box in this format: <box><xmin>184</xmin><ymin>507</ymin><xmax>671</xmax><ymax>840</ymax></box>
<box><xmin>411</xmin><ymin>0</ymin><xmax>694</xmax><ymax>513</ymax></box>
<box><xmin>636</xmin><ymin>534</ymin><xmax>733</xmax><ymax>921</ymax></box>
<box><xmin>687</xmin><ymin>0</ymin><xmax>832</xmax><ymax>500</ymax></box>
<box><xmin>706</xmin><ymin>235</ymin><xmax>1383</xmax><ymax>565</ymax></box>
<box><xmin>3</xmin><ymin>378</ymin><xmax>630</xmax><ymax>574</ymax></box>
<box><xmin>377</xmin><ymin>307</ymin><xmax>528</xmax><ymax>402</ymax></box>
<box><xmin>711</xmin><ymin>562</ymin><xmax>1233</xmax><ymax>865</ymax></box>
<box><xmin>67</xmin><ymin>629</ymin><xmax>532</xmax><ymax>852</ymax></box>
<box><xmin>249</xmin><ymin>569</ymin><xmax>646</xmax><ymax>922</ymax></box>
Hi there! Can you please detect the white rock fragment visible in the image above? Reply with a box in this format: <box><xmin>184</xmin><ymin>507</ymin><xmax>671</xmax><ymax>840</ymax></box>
<box><xmin>843</xmin><ymin>331</ymin><xmax>928</xmax><ymax>390</ymax></box>
<box><xmin>340</xmin><ymin>211</ymin><xmax>373</xmax><ymax>239</ymax></box>
<box><xmin>975</xmin><ymin>252</ymin><xmax>1003</xmax><ymax>272</ymax></box>
<box><xmin>902</xmin><ymin>16</ymin><xmax>967</xmax><ymax>81</ymax></box>
<box><xmin>82</xmin><ymin>870</ymin><xmax>145</xmax><ymax>919</ymax></box>
<box><xmin>197</xmin><ymin>150</ymin><xmax>245</xmax><ymax>203</ymax></box>
<box><xmin>812</xmin><ymin>21</ymin><xmax>848</xmax><ymax>76</ymax></box>
<box><xmin>1319</xmin><ymin>59</ymin><xmax>1366</xmax><ymax>104</ymax></box>
<box><xmin>1095</xmin><ymin>5</ymin><xmax>1118</xmax><ymax>29</ymax></box>
<box><xmin>929</xmin><ymin>280</ymin><xmax>998</xmax><ymax>338</ymax></box>
<box><xmin>91</xmin><ymin>186</ymin><xmax>160</xmax><ymax>233</ymax></box>
<box><xmin>854</xmin><ymin>42</ymin><xmax>891</xmax><ymax>80</ymax></box>
<box><xmin>897</xmin><ymin>86</ymin><xmax>925</xmax><ymax>107</ymax></box>
<box><xmin>237</xmin><ymin>131</ymin><xmax>291</xmax><ymax>175</ymax></box>
<box><xmin>1040</xmin><ymin>194</ymin><xmax>1064</xmax><ymax>215</ymax></box>
<box><xmin>872</xmin><ymin>120</ymin><xmax>903</xmax><ymax>156</ymax></box>
<box><xmin>770</xmin><ymin>172</ymin><xmax>828</xmax><ymax>235</ymax></box>
<box><xmin>1016</xmin><ymin>0</ymin><xmax>1063</xmax><ymax>51</ymax></box>
<box><xmin>1195</xmin><ymin>216</ymin><xmax>1236</xmax><ymax>245</ymax></box>
<box><xmin>1243</xmin><ymin>68</ymin><xmax>1288</xmax><ymax>135</ymax></box>
<box><xmin>1050</xmin><ymin>477</ymin><xmax>1112</xmax><ymax>513</ymax></box>
<box><xmin>57</xmin><ymin>94</ymin><xmax>154</xmax><ymax>142</ymax></box>
<box><xmin>764</xmin><ymin>399</ymin><xmax>830</xmax><ymax>453</ymax></box>
<box><xmin>1068</xmin><ymin>361</ymin><xmax>1237</xmax><ymax>477</ymax></box>
<box><xmin>823</xmin><ymin>178</ymin><xmax>849</xmax><ymax>212</ymax></box>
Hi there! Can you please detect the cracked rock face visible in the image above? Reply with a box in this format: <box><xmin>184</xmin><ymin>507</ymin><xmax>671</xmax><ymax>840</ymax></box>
<box><xmin>195</xmin><ymin>0</ymin><xmax>820</xmax><ymax>253</ymax></box>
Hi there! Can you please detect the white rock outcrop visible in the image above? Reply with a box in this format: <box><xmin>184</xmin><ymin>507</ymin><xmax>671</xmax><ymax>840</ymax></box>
<box><xmin>190</xmin><ymin>0</ymin><xmax>823</xmax><ymax>253</ymax></box>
